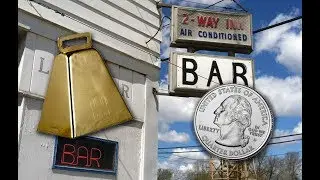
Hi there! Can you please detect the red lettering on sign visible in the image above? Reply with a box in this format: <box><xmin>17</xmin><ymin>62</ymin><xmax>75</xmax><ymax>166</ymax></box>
<box><xmin>226</xmin><ymin>19</ymin><xmax>244</xmax><ymax>30</ymax></box>
<box><xmin>206</xmin><ymin>17</ymin><xmax>213</xmax><ymax>28</ymax></box>
<box><xmin>182</xmin><ymin>14</ymin><xmax>189</xmax><ymax>24</ymax></box>
<box><xmin>76</xmin><ymin>146</ymin><xmax>90</xmax><ymax>167</ymax></box>
<box><xmin>197</xmin><ymin>16</ymin><xmax>219</xmax><ymax>28</ymax></box>
<box><xmin>212</xmin><ymin>17</ymin><xmax>219</xmax><ymax>28</ymax></box>
<box><xmin>90</xmin><ymin>148</ymin><xmax>102</xmax><ymax>168</ymax></box>
<box><xmin>60</xmin><ymin>144</ymin><xmax>103</xmax><ymax>168</ymax></box>
<box><xmin>197</xmin><ymin>16</ymin><xmax>207</xmax><ymax>27</ymax></box>
<box><xmin>61</xmin><ymin>144</ymin><xmax>75</xmax><ymax>165</ymax></box>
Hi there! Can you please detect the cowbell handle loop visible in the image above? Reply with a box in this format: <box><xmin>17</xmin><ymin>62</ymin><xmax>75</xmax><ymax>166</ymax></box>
<box><xmin>57</xmin><ymin>32</ymin><xmax>92</xmax><ymax>54</ymax></box>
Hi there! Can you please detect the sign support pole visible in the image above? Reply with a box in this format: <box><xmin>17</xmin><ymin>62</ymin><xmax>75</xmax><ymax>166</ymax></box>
<box><xmin>228</xmin><ymin>51</ymin><xmax>235</xmax><ymax>57</ymax></box>
<box><xmin>187</xmin><ymin>47</ymin><xmax>196</xmax><ymax>53</ymax></box>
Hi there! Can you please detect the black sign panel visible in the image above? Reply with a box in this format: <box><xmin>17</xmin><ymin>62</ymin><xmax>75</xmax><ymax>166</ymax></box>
<box><xmin>53</xmin><ymin>136</ymin><xmax>118</xmax><ymax>174</ymax></box>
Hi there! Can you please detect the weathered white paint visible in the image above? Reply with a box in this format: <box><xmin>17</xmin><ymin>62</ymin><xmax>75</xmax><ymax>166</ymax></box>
<box><xmin>142</xmin><ymin>78</ymin><xmax>158</xmax><ymax>180</ymax></box>
<box><xmin>18</xmin><ymin>0</ymin><xmax>160</xmax><ymax>179</ymax></box>
<box><xmin>17</xmin><ymin>9</ymin><xmax>161</xmax><ymax>76</ymax></box>
<box><xmin>34</xmin><ymin>0</ymin><xmax>159</xmax><ymax>53</ymax></box>
<box><xmin>128</xmin><ymin>0</ymin><xmax>159</xmax><ymax>16</ymax></box>
<box><xmin>132</xmin><ymin>72</ymin><xmax>146</xmax><ymax>122</ymax></box>
<box><xmin>29</xmin><ymin>35</ymin><xmax>56</xmax><ymax>97</ymax></box>
<box><xmin>18</xmin><ymin>0</ymin><xmax>161</xmax><ymax>68</ymax></box>
<box><xmin>18</xmin><ymin>32</ymin><xmax>36</xmax><ymax>93</ymax></box>
<box><xmin>107</xmin><ymin>62</ymin><xmax>146</xmax><ymax>122</ymax></box>
<box><xmin>77</xmin><ymin>0</ymin><xmax>161</xmax><ymax>41</ymax></box>
<box><xmin>18</xmin><ymin>93</ymin><xmax>25</xmax><ymax>144</ymax></box>
<box><xmin>107</xmin><ymin>0</ymin><xmax>160</xmax><ymax>28</ymax></box>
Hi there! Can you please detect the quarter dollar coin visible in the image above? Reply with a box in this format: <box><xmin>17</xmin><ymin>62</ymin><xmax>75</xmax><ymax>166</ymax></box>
<box><xmin>193</xmin><ymin>84</ymin><xmax>274</xmax><ymax>160</ymax></box>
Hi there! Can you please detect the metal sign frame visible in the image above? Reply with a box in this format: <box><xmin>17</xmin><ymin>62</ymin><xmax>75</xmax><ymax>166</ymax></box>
<box><xmin>170</xmin><ymin>5</ymin><xmax>253</xmax><ymax>54</ymax></box>
<box><xmin>52</xmin><ymin>136</ymin><xmax>119</xmax><ymax>175</ymax></box>
<box><xmin>168</xmin><ymin>51</ymin><xmax>255</xmax><ymax>97</ymax></box>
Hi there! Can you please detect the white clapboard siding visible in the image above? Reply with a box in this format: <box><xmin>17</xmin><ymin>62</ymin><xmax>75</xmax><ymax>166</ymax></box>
<box><xmin>76</xmin><ymin>0</ymin><xmax>161</xmax><ymax>41</ymax></box>
<box><xmin>18</xmin><ymin>93</ymin><xmax>26</xmax><ymax>144</ymax></box>
<box><xmin>32</xmin><ymin>0</ymin><xmax>160</xmax><ymax>54</ymax></box>
<box><xmin>18</xmin><ymin>2</ymin><xmax>160</xmax><ymax>68</ymax></box>
<box><xmin>128</xmin><ymin>0</ymin><xmax>159</xmax><ymax>16</ymax></box>
<box><xmin>107</xmin><ymin>62</ymin><xmax>146</xmax><ymax>122</ymax></box>
<box><xmin>29</xmin><ymin>35</ymin><xmax>57</xmax><ymax>97</ymax></box>
<box><xmin>18</xmin><ymin>32</ymin><xmax>36</xmax><ymax>93</ymax></box>
<box><xmin>106</xmin><ymin>0</ymin><xmax>160</xmax><ymax>28</ymax></box>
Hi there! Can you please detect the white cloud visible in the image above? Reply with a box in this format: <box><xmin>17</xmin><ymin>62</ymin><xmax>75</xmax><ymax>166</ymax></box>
<box><xmin>179</xmin><ymin>164</ymin><xmax>194</xmax><ymax>172</ymax></box>
<box><xmin>158</xmin><ymin>160</ymin><xmax>170</xmax><ymax>169</ymax></box>
<box><xmin>171</xmin><ymin>148</ymin><xmax>210</xmax><ymax>160</ymax></box>
<box><xmin>293</xmin><ymin>122</ymin><xmax>302</xmax><ymax>134</ymax></box>
<box><xmin>158</xmin><ymin>130</ymin><xmax>190</xmax><ymax>143</ymax></box>
<box><xmin>158</xmin><ymin>75</ymin><xmax>301</xmax><ymax>125</ymax></box>
<box><xmin>273</xmin><ymin>129</ymin><xmax>292</xmax><ymax>137</ymax></box>
<box><xmin>159</xmin><ymin>95</ymin><xmax>199</xmax><ymax>122</ymax></box>
<box><xmin>158</xmin><ymin>148</ymin><xmax>210</xmax><ymax>171</ymax></box>
<box><xmin>159</xmin><ymin>74</ymin><xmax>169</xmax><ymax>92</ymax></box>
<box><xmin>159</xmin><ymin>121</ymin><xmax>171</xmax><ymax>133</ymax></box>
<box><xmin>158</xmin><ymin>73</ymin><xmax>200</xmax><ymax>122</ymax></box>
<box><xmin>254</xmin><ymin>9</ymin><xmax>302</xmax><ymax>74</ymax></box>
<box><xmin>160</xmin><ymin>16</ymin><xmax>171</xmax><ymax>59</ymax></box>
<box><xmin>276</xmin><ymin>31</ymin><xmax>302</xmax><ymax>73</ymax></box>
<box><xmin>270</xmin><ymin>120</ymin><xmax>302</xmax><ymax>145</ymax></box>
<box><xmin>255</xmin><ymin>76</ymin><xmax>301</xmax><ymax>117</ymax></box>
<box><xmin>160</xmin><ymin>15</ymin><xmax>188</xmax><ymax>59</ymax></box>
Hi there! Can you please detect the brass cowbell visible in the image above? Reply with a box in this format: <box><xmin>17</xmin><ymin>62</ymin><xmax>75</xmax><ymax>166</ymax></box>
<box><xmin>37</xmin><ymin>32</ymin><xmax>133</xmax><ymax>138</ymax></box>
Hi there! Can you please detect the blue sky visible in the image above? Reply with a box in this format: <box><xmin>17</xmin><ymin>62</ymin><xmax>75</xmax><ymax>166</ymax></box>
<box><xmin>157</xmin><ymin>0</ymin><xmax>302</xmax><ymax>171</ymax></box>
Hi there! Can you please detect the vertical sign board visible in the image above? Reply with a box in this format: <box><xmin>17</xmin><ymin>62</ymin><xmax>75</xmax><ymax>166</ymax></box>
<box><xmin>171</xmin><ymin>6</ymin><xmax>253</xmax><ymax>54</ymax></box>
<box><xmin>169</xmin><ymin>52</ymin><xmax>254</xmax><ymax>97</ymax></box>
<box><xmin>53</xmin><ymin>136</ymin><xmax>118</xmax><ymax>174</ymax></box>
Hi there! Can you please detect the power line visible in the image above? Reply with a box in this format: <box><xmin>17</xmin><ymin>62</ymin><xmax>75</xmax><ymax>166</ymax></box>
<box><xmin>146</xmin><ymin>15</ymin><xmax>171</xmax><ymax>44</ymax></box>
<box><xmin>203</xmin><ymin>0</ymin><xmax>227</xmax><ymax>10</ymax></box>
<box><xmin>157</xmin><ymin>0</ymin><xmax>226</xmax><ymax>10</ymax></box>
<box><xmin>158</xmin><ymin>3</ymin><xmax>301</xmax><ymax>39</ymax></box>
<box><xmin>156</xmin><ymin>0</ymin><xmax>229</xmax><ymax>35</ymax></box>
<box><xmin>159</xmin><ymin>150</ymin><xmax>206</xmax><ymax>154</ymax></box>
<box><xmin>158</xmin><ymin>138</ymin><xmax>302</xmax><ymax>154</ymax></box>
<box><xmin>157</xmin><ymin>0</ymin><xmax>245</xmax><ymax>12</ymax></box>
<box><xmin>158</xmin><ymin>151</ymin><xmax>302</xmax><ymax>161</ymax></box>
<box><xmin>268</xmin><ymin>138</ymin><xmax>302</xmax><ymax>145</ymax></box>
<box><xmin>253</xmin><ymin>16</ymin><xmax>302</xmax><ymax>34</ymax></box>
<box><xmin>158</xmin><ymin>134</ymin><xmax>302</xmax><ymax>150</ymax></box>
<box><xmin>27</xmin><ymin>0</ymin><xmax>161</xmax><ymax>60</ymax></box>
<box><xmin>162</xmin><ymin>24</ymin><xmax>170</xmax><ymax>29</ymax></box>
<box><xmin>177</xmin><ymin>0</ymin><xmax>246</xmax><ymax>12</ymax></box>
<box><xmin>231</xmin><ymin>0</ymin><xmax>248</xmax><ymax>12</ymax></box>
<box><xmin>159</xmin><ymin>15</ymin><xmax>302</xmax><ymax>62</ymax></box>
<box><xmin>159</xmin><ymin>145</ymin><xmax>201</xmax><ymax>150</ymax></box>
<box><xmin>159</xmin><ymin>134</ymin><xmax>302</xmax><ymax>149</ymax></box>
<box><xmin>158</xmin><ymin>0</ymin><xmax>247</xmax><ymax>37</ymax></box>
<box><xmin>272</xmin><ymin>133</ymin><xmax>302</xmax><ymax>139</ymax></box>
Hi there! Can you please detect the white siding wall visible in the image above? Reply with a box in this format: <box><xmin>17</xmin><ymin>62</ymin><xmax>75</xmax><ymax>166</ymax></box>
<box><xmin>18</xmin><ymin>0</ymin><xmax>162</xmax><ymax>69</ymax></box>
<box><xmin>18</xmin><ymin>0</ymin><xmax>160</xmax><ymax>179</ymax></box>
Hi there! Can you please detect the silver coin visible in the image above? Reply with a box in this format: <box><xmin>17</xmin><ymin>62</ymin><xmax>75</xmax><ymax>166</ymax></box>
<box><xmin>193</xmin><ymin>84</ymin><xmax>274</xmax><ymax>160</ymax></box>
